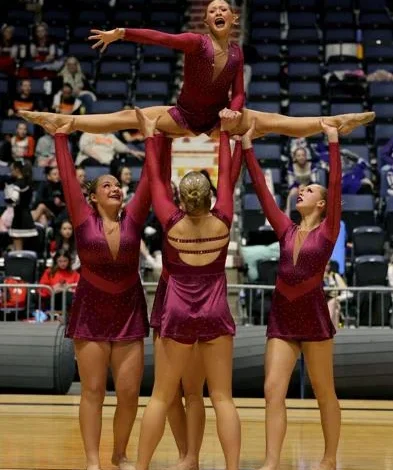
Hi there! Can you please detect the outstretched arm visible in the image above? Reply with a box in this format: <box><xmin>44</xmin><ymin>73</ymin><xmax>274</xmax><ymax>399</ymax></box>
<box><xmin>231</xmin><ymin>138</ymin><xmax>243</xmax><ymax>190</ymax></box>
<box><xmin>321</xmin><ymin>121</ymin><xmax>341</xmax><ymax>241</ymax></box>
<box><xmin>214</xmin><ymin>130</ymin><xmax>234</xmax><ymax>223</ymax></box>
<box><xmin>242</xmin><ymin>122</ymin><xmax>292</xmax><ymax>239</ymax></box>
<box><xmin>89</xmin><ymin>28</ymin><xmax>201</xmax><ymax>54</ymax></box>
<box><xmin>54</xmin><ymin>132</ymin><xmax>91</xmax><ymax>228</ymax></box>
<box><xmin>135</xmin><ymin>109</ymin><xmax>177</xmax><ymax>228</ymax></box>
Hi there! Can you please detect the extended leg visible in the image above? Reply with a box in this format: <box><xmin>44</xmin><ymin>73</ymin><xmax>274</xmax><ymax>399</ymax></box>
<box><xmin>111</xmin><ymin>340</ymin><xmax>144</xmax><ymax>470</ymax></box>
<box><xmin>302</xmin><ymin>339</ymin><xmax>340</xmax><ymax>470</ymax></box>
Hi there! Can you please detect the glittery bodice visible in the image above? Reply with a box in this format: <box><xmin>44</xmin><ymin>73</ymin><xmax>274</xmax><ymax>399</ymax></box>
<box><xmin>54</xmin><ymin>133</ymin><xmax>155</xmax><ymax>341</ymax></box>
<box><xmin>123</xmin><ymin>29</ymin><xmax>244</xmax><ymax>134</ymax></box>
<box><xmin>245</xmin><ymin>142</ymin><xmax>342</xmax><ymax>341</ymax></box>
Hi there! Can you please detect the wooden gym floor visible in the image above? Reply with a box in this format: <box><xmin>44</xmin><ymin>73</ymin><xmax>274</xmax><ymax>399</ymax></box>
<box><xmin>0</xmin><ymin>395</ymin><xmax>392</xmax><ymax>470</ymax></box>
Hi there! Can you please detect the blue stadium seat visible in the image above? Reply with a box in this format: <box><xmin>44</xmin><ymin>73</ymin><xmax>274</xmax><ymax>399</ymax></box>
<box><xmin>363</xmin><ymin>29</ymin><xmax>393</xmax><ymax>45</ymax></box>
<box><xmin>341</xmin><ymin>194</ymin><xmax>375</xmax><ymax>238</ymax></box>
<box><xmin>352</xmin><ymin>226</ymin><xmax>385</xmax><ymax>257</ymax></box>
<box><xmin>42</xmin><ymin>9</ymin><xmax>71</xmax><ymax>25</ymax></box>
<box><xmin>32</xmin><ymin>167</ymin><xmax>46</xmax><ymax>182</ymax></box>
<box><xmin>365</xmin><ymin>45</ymin><xmax>393</xmax><ymax>63</ymax></box>
<box><xmin>48</xmin><ymin>26</ymin><xmax>68</xmax><ymax>42</ymax></box>
<box><xmin>91</xmin><ymin>100</ymin><xmax>124</xmax><ymax>114</ymax></box>
<box><xmin>384</xmin><ymin>196</ymin><xmax>393</xmax><ymax>242</ymax></box>
<box><xmin>373</xmin><ymin>103</ymin><xmax>393</xmax><ymax>122</ymax></box>
<box><xmin>255</xmin><ymin>44</ymin><xmax>281</xmax><ymax>59</ymax></box>
<box><xmin>367</xmin><ymin>62</ymin><xmax>393</xmax><ymax>74</ymax></box>
<box><xmin>7</xmin><ymin>9</ymin><xmax>36</xmax><ymax>25</ymax></box>
<box><xmin>324</xmin><ymin>11</ymin><xmax>355</xmax><ymax>26</ymax></box>
<box><xmin>113</xmin><ymin>10</ymin><xmax>143</xmax><ymax>26</ymax></box>
<box><xmin>102</xmin><ymin>43</ymin><xmax>137</xmax><ymax>60</ymax></box>
<box><xmin>288</xmin><ymin>0</ymin><xmax>318</xmax><ymax>10</ymax></box>
<box><xmin>99</xmin><ymin>61</ymin><xmax>132</xmax><ymax>78</ymax></box>
<box><xmin>330</xmin><ymin>103</ymin><xmax>364</xmax><ymax>115</ymax></box>
<box><xmin>375</xmin><ymin>124</ymin><xmax>393</xmax><ymax>144</ymax></box>
<box><xmin>288</xmin><ymin>81</ymin><xmax>321</xmax><ymax>99</ymax></box>
<box><xmin>288</xmin><ymin>62</ymin><xmax>321</xmax><ymax>79</ymax></box>
<box><xmin>79</xmin><ymin>61</ymin><xmax>94</xmax><ymax>76</ymax></box>
<box><xmin>343</xmin><ymin>145</ymin><xmax>370</xmax><ymax>162</ymax></box>
<box><xmin>251</xmin><ymin>28</ymin><xmax>281</xmax><ymax>42</ymax></box>
<box><xmin>251</xmin><ymin>62</ymin><xmax>281</xmax><ymax>79</ymax></box>
<box><xmin>325</xmin><ymin>29</ymin><xmax>356</xmax><ymax>42</ymax></box>
<box><xmin>248</xmin><ymin>81</ymin><xmax>280</xmax><ymax>99</ymax></box>
<box><xmin>78</xmin><ymin>10</ymin><xmax>108</xmax><ymax>25</ymax></box>
<box><xmin>288</xmin><ymin>12</ymin><xmax>318</xmax><ymax>28</ymax></box>
<box><xmin>251</xmin><ymin>11</ymin><xmax>281</xmax><ymax>26</ymax></box>
<box><xmin>12</xmin><ymin>26</ymin><xmax>29</xmax><ymax>42</ymax></box>
<box><xmin>287</xmin><ymin>28</ymin><xmax>320</xmax><ymax>43</ymax></box>
<box><xmin>359</xmin><ymin>12</ymin><xmax>392</xmax><ymax>28</ymax></box>
<box><xmin>288</xmin><ymin>101</ymin><xmax>321</xmax><ymax>117</ymax></box>
<box><xmin>353</xmin><ymin>255</ymin><xmax>388</xmax><ymax>286</ymax></box>
<box><xmin>323</xmin><ymin>0</ymin><xmax>353</xmax><ymax>9</ymax></box>
<box><xmin>0</xmin><ymin>79</ymin><xmax>8</xmax><ymax>95</ymax></box>
<box><xmin>287</xmin><ymin>44</ymin><xmax>321</xmax><ymax>61</ymax></box>
<box><xmin>369</xmin><ymin>82</ymin><xmax>393</xmax><ymax>101</ymax></box>
<box><xmin>248</xmin><ymin>102</ymin><xmax>281</xmax><ymax>114</ymax></box>
<box><xmin>95</xmin><ymin>80</ymin><xmax>128</xmax><ymax>98</ymax></box>
<box><xmin>143</xmin><ymin>45</ymin><xmax>176</xmax><ymax>60</ymax></box>
<box><xmin>358</xmin><ymin>0</ymin><xmax>386</xmax><ymax>10</ymax></box>
<box><xmin>139</xmin><ymin>61</ymin><xmax>171</xmax><ymax>78</ymax></box>
<box><xmin>68</xmin><ymin>43</ymin><xmax>99</xmax><ymax>60</ymax></box>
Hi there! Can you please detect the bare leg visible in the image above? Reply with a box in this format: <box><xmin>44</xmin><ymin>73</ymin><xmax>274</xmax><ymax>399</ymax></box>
<box><xmin>229</xmin><ymin>108</ymin><xmax>375</xmax><ymax>139</ymax></box>
<box><xmin>12</xmin><ymin>238</ymin><xmax>23</xmax><ymax>250</ymax></box>
<box><xmin>302</xmin><ymin>340</ymin><xmax>340</xmax><ymax>470</ymax></box>
<box><xmin>327</xmin><ymin>298</ymin><xmax>339</xmax><ymax>329</ymax></box>
<box><xmin>199</xmin><ymin>336</ymin><xmax>240</xmax><ymax>470</ymax></box>
<box><xmin>74</xmin><ymin>340</ymin><xmax>111</xmax><ymax>470</ymax></box>
<box><xmin>168</xmin><ymin>386</ymin><xmax>188</xmax><ymax>461</ymax></box>
<box><xmin>111</xmin><ymin>340</ymin><xmax>144</xmax><ymax>470</ymax></box>
<box><xmin>259</xmin><ymin>338</ymin><xmax>300</xmax><ymax>470</ymax></box>
<box><xmin>18</xmin><ymin>107</ymin><xmax>196</xmax><ymax>137</ymax></box>
<box><xmin>135</xmin><ymin>337</ymin><xmax>193</xmax><ymax>470</ymax></box>
<box><xmin>169</xmin><ymin>344</ymin><xmax>206</xmax><ymax>470</ymax></box>
<box><xmin>154</xmin><ymin>332</ymin><xmax>188</xmax><ymax>461</ymax></box>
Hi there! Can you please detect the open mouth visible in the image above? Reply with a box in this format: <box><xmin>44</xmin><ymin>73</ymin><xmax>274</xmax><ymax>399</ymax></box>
<box><xmin>109</xmin><ymin>194</ymin><xmax>121</xmax><ymax>200</ymax></box>
<box><xmin>215</xmin><ymin>17</ymin><xmax>226</xmax><ymax>27</ymax></box>
<box><xmin>297</xmin><ymin>196</ymin><xmax>303</xmax><ymax>202</ymax></box>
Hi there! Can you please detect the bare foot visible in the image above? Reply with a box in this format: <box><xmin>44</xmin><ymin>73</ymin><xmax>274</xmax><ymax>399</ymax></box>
<box><xmin>86</xmin><ymin>465</ymin><xmax>101</xmax><ymax>470</ymax></box>
<box><xmin>112</xmin><ymin>456</ymin><xmax>135</xmax><ymax>470</ymax></box>
<box><xmin>337</xmin><ymin>111</ymin><xmax>375</xmax><ymax>135</ymax></box>
<box><xmin>166</xmin><ymin>459</ymin><xmax>199</xmax><ymax>470</ymax></box>
<box><xmin>255</xmin><ymin>464</ymin><xmax>279</xmax><ymax>470</ymax></box>
<box><xmin>19</xmin><ymin>110</ymin><xmax>73</xmax><ymax>134</ymax></box>
<box><xmin>311</xmin><ymin>458</ymin><xmax>336</xmax><ymax>470</ymax></box>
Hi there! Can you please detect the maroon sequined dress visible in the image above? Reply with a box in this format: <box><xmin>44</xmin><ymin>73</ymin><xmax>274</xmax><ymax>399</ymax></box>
<box><xmin>146</xmin><ymin>132</ymin><xmax>242</xmax><ymax>343</ymax></box>
<box><xmin>123</xmin><ymin>29</ymin><xmax>244</xmax><ymax>134</ymax></box>
<box><xmin>244</xmin><ymin>143</ymin><xmax>342</xmax><ymax>341</ymax></box>
<box><xmin>54</xmin><ymin>134</ymin><xmax>167</xmax><ymax>341</ymax></box>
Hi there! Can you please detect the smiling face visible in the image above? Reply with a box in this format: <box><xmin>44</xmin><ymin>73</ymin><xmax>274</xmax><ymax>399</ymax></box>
<box><xmin>296</xmin><ymin>184</ymin><xmax>327</xmax><ymax>216</ymax></box>
<box><xmin>89</xmin><ymin>175</ymin><xmax>123</xmax><ymax>211</ymax></box>
<box><xmin>205</xmin><ymin>0</ymin><xmax>236</xmax><ymax>37</ymax></box>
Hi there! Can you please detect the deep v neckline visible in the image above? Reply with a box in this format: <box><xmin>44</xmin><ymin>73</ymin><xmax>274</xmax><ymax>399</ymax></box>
<box><xmin>100</xmin><ymin>217</ymin><xmax>122</xmax><ymax>262</ymax></box>
<box><xmin>207</xmin><ymin>35</ymin><xmax>231</xmax><ymax>85</ymax></box>
<box><xmin>292</xmin><ymin>225</ymin><xmax>319</xmax><ymax>268</ymax></box>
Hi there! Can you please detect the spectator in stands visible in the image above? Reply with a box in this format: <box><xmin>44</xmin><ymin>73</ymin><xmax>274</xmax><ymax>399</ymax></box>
<box><xmin>285</xmin><ymin>144</ymin><xmax>320</xmax><ymax>215</ymax></box>
<box><xmin>35</xmin><ymin>129</ymin><xmax>56</xmax><ymax>167</ymax></box>
<box><xmin>51</xmin><ymin>83</ymin><xmax>82</xmax><ymax>115</ymax></box>
<box><xmin>39</xmin><ymin>249</ymin><xmax>80</xmax><ymax>313</ymax></box>
<box><xmin>34</xmin><ymin>166</ymin><xmax>66</xmax><ymax>225</ymax></box>
<box><xmin>29</xmin><ymin>22</ymin><xmax>63</xmax><ymax>73</ymax></box>
<box><xmin>9</xmin><ymin>122</ymin><xmax>35</xmax><ymax>161</ymax></box>
<box><xmin>75</xmin><ymin>131</ymin><xmax>137</xmax><ymax>167</ymax></box>
<box><xmin>115</xmin><ymin>165</ymin><xmax>134</xmax><ymax>204</ymax></box>
<box><xmin>56</xmin><ymin>56</ymin><xmax>96</xmax><ymax>113</ymax></box>
<box><xmin>75</xmin><ymin>165</ymin><xmax>88</xmax><ymax>198</ymax></box>
<box><xmin>50</xmin><ymin>219</ymin><xmax>76</xmax><ymax>256</ymax></box>
<box><xmin>324</xmin><ymin>260</ymin><xmax>349</xmax><ymax>329</ymax></box>
<box><xmin>6</xmin><ymin>160</ymin><xmax>38</xmax><ymax>250</ymax></box>
<box><xmin>0</xmin><ymin>25</ymin><xmax>19</xmax><ymax>75</ymax></box>
<box><xmin>8</xmin><ymin>79</ymin><xmax>41</xmax><ymax>117</ymax></box>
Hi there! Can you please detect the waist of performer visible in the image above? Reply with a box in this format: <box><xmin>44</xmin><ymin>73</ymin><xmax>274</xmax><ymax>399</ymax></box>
<box><xmin>176</xmin><ymin>95</ymin><xmax>229</xmax><ymax>116</ymax></box>
<box><xmin>162</xmin><ymin>262</ymin><xmax>225</xmax><ymax>281</ymax></box>
<box><xmin>80</xmin><ymin>265</ymin><xmax>140</xmax><ymax>294</ymax></box>
<box><xmin>275</xmin><ymin>272</ymin><xmax>323</xmax><ymax>302</ymax></box>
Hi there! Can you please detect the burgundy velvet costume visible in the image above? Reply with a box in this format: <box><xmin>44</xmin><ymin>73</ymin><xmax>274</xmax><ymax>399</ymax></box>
<box><xmin>146</xmin><ymin>132</ymin><xmax>242</xmax><ymax>343</ymax></box>
<box><xmin>244</xmin><ymin>143</ymin><xmax>342</xmax><ymax>341</ymax></box>
<box><xmin>54</xmin><ymin>134</ymin><xmax>167</xmax><ymax>341</ymax></box>
<box><xmin>123</xmin><ymin>29</ymin><xmax>244</xmax><ymax>134</ymax></box>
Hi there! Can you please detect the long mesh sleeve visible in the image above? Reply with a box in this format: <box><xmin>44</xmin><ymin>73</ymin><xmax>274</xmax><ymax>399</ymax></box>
<box><xmin>54</xmin><ymin>133</ymin><xmax>91</xmax><ymax>228</ymax></box>
<box><xmin>144</xmin><ymin>136</ymin><xmax>177</xmax><ymax>228</ymax></box>
<box><xmin>230</xmin><ymin>139</ymin><xmax>243</xmax><ymax>190</ymax></box>
<box><xmin>214</xmin><ymin>131</ymin><xmax>234</xmax><ymax>223</ymax></box>
<box><xmin>244</xmin><ymin>147</ymin><xmax>292</xmax><ymax>239</ymax></box>
<box><xmin>324</xmin><ymin>142</ymin><xmax>342</xmax><ymax>242</ymax></box>
<box><xmin>229</xmin><ymin>51</ymin><xmax>245</xmax><ymax>111</ymax></box>
<box><xmin>124</xmin><ymin>29</ymin><xmax>201</xmax><ymax>54</ymax></box>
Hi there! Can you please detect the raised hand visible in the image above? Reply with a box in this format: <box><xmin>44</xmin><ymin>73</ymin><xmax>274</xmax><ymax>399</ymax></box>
<box><xmin>88</xmin><ymin>28</ymin><xmax>123</xmax><ymax>53</ymax></box>
<box><xmin>219</xmin><ymin>107</ymin><xmax>242</xmax><ymax>132</ymax></box>
<box><xmin>241</xmin><ymin>119</ymin><xmax>257</xmax><ymax>149</ymax></box>
<box><xmin>55</xmin><ymin>119</ymin><xmax>74</xmax><ymax>135</ymax></box>
<box><xmin>320</xmin><ymin>118</ymin><xmax>339</xmax><ymax>143</ymax></box>
<box><xmin>135</xmin><ymin>107</ymin><xmax>159</xmax><ymax>138</ymax></box>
